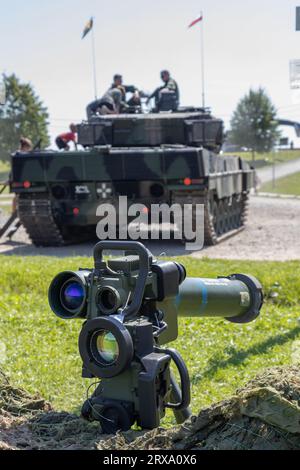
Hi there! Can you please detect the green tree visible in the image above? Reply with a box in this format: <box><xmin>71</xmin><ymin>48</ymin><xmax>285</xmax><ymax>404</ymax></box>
<box><xmin>0</xmin><ymin>74</ymin><xmax>49</xmax><ymax>161</ymax></box>
<box><xmin>229</xmin><ymin>88</ymin><xmax>280</xmax><ymax>159</ymax></box>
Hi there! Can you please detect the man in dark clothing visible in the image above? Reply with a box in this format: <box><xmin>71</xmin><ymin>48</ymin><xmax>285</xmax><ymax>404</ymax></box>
<box><xmin>147</xmin><ymin>70</ymin><xmax>180</xmax><ymax>106</ymax></box>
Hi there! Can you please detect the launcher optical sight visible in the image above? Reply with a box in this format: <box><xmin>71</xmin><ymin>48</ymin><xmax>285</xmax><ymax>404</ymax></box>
<box><xmin>48</xmin><ymin>241</ymin><xmax>263</xmax><ymax>434</ymax></box>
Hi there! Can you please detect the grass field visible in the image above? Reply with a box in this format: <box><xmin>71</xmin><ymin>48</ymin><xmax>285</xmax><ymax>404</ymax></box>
<box><xmin>0</xmin><ymin>160</ymin><xmax>9</xmax><ymax>182</ymax></box>
<box><xmin>0</xmin><ymin>161</ymin><xmax>10</xmax><ymax>203</ymax></box>
<box><xmin>224</xmin><ymin>149</ymin><xmax>300</xmax><ymax>165</ymax></box>
<box><xmin>0</xmin><ymin>254</ymin><xmax>299</xmax><ymax>426</ymax></box>
<box><xmin>260</xmin><ymin>171</ymin><xmax>300</xmax><ymax>196</ymax></box>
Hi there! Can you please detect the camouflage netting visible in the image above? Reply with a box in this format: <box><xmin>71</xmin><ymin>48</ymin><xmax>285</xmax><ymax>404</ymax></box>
<box><xmin>0</xmin><ymin>366</ymin><xmax>300</xmax><ymax>450</ymax></box>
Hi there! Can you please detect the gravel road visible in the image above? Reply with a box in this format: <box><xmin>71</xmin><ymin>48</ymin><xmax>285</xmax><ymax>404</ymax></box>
<box><xmin>256</xmin><ymin>157</ymin><xmax>300</xmax><ymax>184</ymax></box>
<box><xmin>0</xmin><ymin>195</ymin><xmax>299</xmax><ymax>261</ymax></box>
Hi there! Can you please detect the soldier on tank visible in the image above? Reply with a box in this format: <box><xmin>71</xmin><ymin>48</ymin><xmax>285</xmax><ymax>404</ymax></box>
<box><xmin>111</xmin><ymin>74</ymin><xmax>141</xmax><ymax>107</ymax></box>
<box><xmin>86</xmin><ymin>88</ymin><xmax>125</xmax><ymax>119</ymax></box>
<box><xmin>147</xmin><ymin>70</ymin><xmax>180</xmax><ymax>108</ymax></box>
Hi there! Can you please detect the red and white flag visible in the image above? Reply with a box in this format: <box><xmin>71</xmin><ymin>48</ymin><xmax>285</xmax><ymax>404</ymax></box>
<box><xmin>188</xmin><ymin>15</ymin><xmax>203</xmax><ymax>28</ymax></box>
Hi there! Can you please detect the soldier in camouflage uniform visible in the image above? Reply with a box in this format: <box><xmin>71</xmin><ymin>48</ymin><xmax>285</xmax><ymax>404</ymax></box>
<box><xmin>147</xmin><ymin>70</ymin><xmax>180</xmax><ymax>106</ymax></box>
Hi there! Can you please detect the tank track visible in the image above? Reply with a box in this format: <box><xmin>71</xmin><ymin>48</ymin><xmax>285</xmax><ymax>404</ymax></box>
<box><xmin>17</xmin><ymin>194</ymin><xmax>65</xmax><ymax>247</ymax></box>
<box><xmin>17</xmin><ymin>191</ymin><xmax>249</xmax><ymax>248</ymax></box>
<box><xmin>172</xmin><ymin>190</ymin><xmax>249</xmax><ymax>246</ymax></box>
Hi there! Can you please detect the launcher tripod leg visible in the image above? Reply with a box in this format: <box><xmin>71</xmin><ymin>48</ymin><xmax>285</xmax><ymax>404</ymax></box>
<box><xmin>0</xmin><ymin>181</ymin><xmax>9</xmax><ymax>195</ymax></box>
<box><xmin>170</xmin><ymin>372</ymin><xmax>192</xmax><ymax>424</ymax></box>
<box><xmin>7</xmin><ymin>219</ymin><xmax>22</xmax><ymax>239</ymax></box>
<box><xmin>0</xmin><ymin>210</ymin><xmax>18</xmax><ymax>239</ymax></box>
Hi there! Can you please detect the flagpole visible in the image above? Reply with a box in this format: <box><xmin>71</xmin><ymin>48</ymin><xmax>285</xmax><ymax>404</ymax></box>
<box><xmin>200</xmin><ymin>11</ymin><xmax>205</xmax><ymax>108</ymax></box>
<box><xmin>91</xmin><ymin>17</ymin><xmax>98</xmax><ymax>99</ymax></box>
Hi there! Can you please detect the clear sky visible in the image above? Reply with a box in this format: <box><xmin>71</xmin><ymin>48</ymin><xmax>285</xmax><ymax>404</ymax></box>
<box><xmin>1</xmin><ymin>0</ymin><xmax>300</xmax><ymax>146</ymax></box>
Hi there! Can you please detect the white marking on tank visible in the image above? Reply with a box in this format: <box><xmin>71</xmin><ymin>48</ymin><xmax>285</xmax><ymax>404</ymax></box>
<box><xmin>75</xmin><ymin>185</ymin><xmax>90</xmax><ymax>194</ymax></box>
<box><xmin>97</xmin><ymin>183</ymin><xmax>112</xmax><ymax>199</ymax></box>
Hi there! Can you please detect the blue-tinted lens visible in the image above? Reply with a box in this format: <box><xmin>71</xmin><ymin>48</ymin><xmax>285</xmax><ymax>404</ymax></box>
<box><xmin>62</xmin><ymin>281</ymin><xmax>84</xmax><ymax>310</ymax></box>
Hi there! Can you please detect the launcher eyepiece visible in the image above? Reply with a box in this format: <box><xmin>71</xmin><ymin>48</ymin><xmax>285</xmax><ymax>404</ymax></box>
<box><xmin>48</xmin><ymin>240</ymin><xmax>263</xmax><ymax>434</ymax></box>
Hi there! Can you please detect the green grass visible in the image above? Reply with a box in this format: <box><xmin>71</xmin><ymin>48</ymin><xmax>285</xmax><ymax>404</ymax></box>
<box><xmin>260</xmin><ymin>171</ymin><xmax>300</xmax><ymax>196</ymax></box>
<box><xmin>0</xmin><ymin>161</ymin><xmax>10</xmax><ymax>200</ymax></box>
<box><xmin>0</xmin><ymin>160</ymin><xmax>9</xmax><ymax>182</ymax></box>
<box><xmin>0</xmin><ymin>255</ymin><xmax>299</xmax><ymax>426</ymax></box>
<box><xmin>0</xmin><ymin>202</ymin><xmax>13</xmax><ymax>215</ymax></box>
<box><xmin>224</xmin><ymin>150</ymin><xmax>300</xmax><ymax>166</ymax></box>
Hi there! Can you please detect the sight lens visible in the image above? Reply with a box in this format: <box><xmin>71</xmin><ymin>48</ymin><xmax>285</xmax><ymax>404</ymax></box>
<box><xmin>101</xmin><ymin>289</ymin><xmax>117</xmax><ymax>311</ymax></box>
<box><xmin>61</xmin><ymin>281</ymin><xmax>85</xmax><ymax>311</ymax></box>
<box><xmin>79</xmin><ymin>317</ymin><xmax>134</xmax><ymax>378</ymax></box>
<box><xmin>92</xmin><ymin>330</ymin><xmax>119</xmax><ymax>365</ymax></box>
<box><xmin>97</xmin><ymin>287</ymin><xmax>121</xmax><ymax>314</ymax></box>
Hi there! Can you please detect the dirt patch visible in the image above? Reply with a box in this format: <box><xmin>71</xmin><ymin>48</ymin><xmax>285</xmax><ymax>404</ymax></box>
<box><xmin>1</xmin><ymin>366</ymin><xmax>300</xmax><ymax>450</ymax></box>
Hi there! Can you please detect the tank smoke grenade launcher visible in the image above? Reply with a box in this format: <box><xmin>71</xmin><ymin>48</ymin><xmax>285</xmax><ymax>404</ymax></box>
<box><xmin>48</xmin><ymin>241</ymin><xmax>263</xmax><ymax>434</ymax></box>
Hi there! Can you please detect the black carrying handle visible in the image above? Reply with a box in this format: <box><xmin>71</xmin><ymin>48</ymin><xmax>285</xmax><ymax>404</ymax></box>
<box><xmin>155</xmin><ymin>347</ymin><xmax>191</xmax><ymax>411</ymax></box>
<box><xmin>93</xmin><ymin>241</ymin><xmax>151</xmax><ymax>319</ymax></box>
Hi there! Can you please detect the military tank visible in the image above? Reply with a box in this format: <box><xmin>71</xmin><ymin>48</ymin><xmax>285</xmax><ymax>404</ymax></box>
<box><xmin>9</xmin><ymin>96</ymin><xmax>255</xmax><ymax>247</ymax></box>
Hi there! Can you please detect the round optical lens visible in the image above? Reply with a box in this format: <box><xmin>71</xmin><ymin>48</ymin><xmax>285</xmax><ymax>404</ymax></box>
<box><xmin>99</xmin><ymin>289</ymin><xmax>117</xmax><ymax>311</ymax></box>
<box><xmin>95</xmin><ymin>330</ymin><xmax>119</xmax><ymax>364</ymax></box>
<box><xmin>61</xmin><ymin>281</ymin><xmax>84</xmax><ymax>311</ymax></box>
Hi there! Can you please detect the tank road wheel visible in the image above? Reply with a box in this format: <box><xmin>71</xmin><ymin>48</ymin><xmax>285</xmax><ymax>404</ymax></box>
<box><xmin>213</xmin><ymin>201</ymin><xmax>220</xmax><ymax>236</ymax></box>
<box><xmin>173</xmin><ymin>191</ymin><xmax>219</xmax><ymax>246</ymax></box>
<box><xmin>231</xmin><ymin>196</ymin><xmax>239</xmax><ymax>228</ymax></box>
<box><xmin>211</xmin><ymin>200</ymin><xmax>219</xmax><ymax>235</ymax></box>
<box><xmin>227</xmin><ymin>199</ymin><xmax>234</xmax><ymax>231</ymax></box>
<box><xmin>203</xmin><ymin>195</ymin><xmax>218</xmax><ymax>245</ymax></box>
<box><xmin>235</xmin><ymin>193</ymin><xmax>249</xmax><ymax>228</ymax></box>
<box><xmin>226</xmin><ymin>198</ymin><xmax>235</xmax><ymax>232</ymax></box>
<box><xmin>223</xmin><ymin>198</ymin><xmax>231</xmax><ymax>233</ymax></box>
<box><xmin>171</xmin><ymin>190</ymin><xmax>250</xmax><ymax>247</ymax></box>
<box><xmin>236</xmin><ymin>195</ymin><xmax>244</xmax><ymax>228</ymax></box>
<box><xmin>217</xmin><ymin>200</ymin><xmax>225</xmax><ymax>235</ymax></box>
<box><xmin>216</xmin><ymin>201</ymin><xmax>225</xmax><ymax>236</ymax></box>
<box><xmin>240</xmin><ymin>192</ymin><xmax>250</xmax><ymax>226</ymax></box>
<box><xmin>227</xmin><ymin>200</ymin><xmax>232</xmax><ymax>230</ymax></box>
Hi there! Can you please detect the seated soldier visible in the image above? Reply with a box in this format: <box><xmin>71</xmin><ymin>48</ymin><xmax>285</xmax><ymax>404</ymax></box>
<box><xmin>55</xmin><ymin>123</ymin><xmax>77</xmax><ymax>151</ymax></box>
<box><xmin>147</xmin><ymin>70</ymin><xmax>180</xmax><ymax>109</ymax></box>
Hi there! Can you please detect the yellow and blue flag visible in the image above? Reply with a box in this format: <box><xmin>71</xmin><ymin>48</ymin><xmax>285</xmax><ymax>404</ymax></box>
<box><xmin>82</xmin><ymin>17</ymin><xmax>93</xmax><ymax>39</ymax></box>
